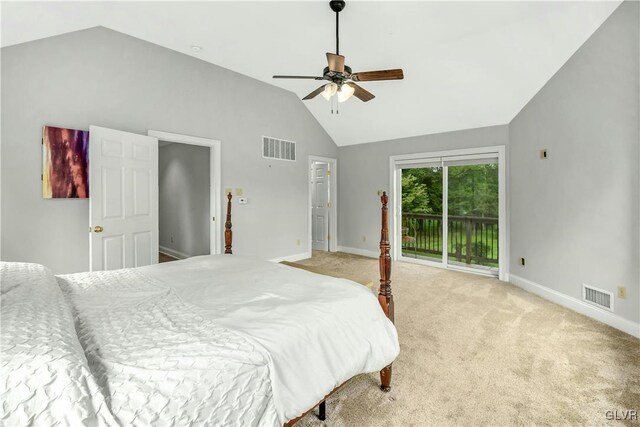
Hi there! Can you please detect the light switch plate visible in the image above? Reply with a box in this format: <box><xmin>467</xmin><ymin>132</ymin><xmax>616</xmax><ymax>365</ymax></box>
<box><xmin>235</xmin><ymin>188</ymin><xmax>243</xmax><ymax>196</ymax></box>
<box><xmin>238</xmin><ymin>197</ymin><xmax>248</xmax><ymax>205</ymax></box>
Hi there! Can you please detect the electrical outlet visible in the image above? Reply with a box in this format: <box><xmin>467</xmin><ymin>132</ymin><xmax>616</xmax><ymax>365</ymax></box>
<box><xmin>363</xmin><ymin>235</ymin><xmax>367</xmax><ymax>242</ymax></box>
<box><xmin>618</xmin><ymin>286</ymin><xmax>627</xmax><ymax>299</ymax></box>
<box><xmin>520</xmin><ymin>257</ymin><xmax>525</xmax><ymax>266</ymax></box>
<box><xmin>540</xmin><ymin>149</ymin><xmax>548</xmax><ymax>159</ymax></box>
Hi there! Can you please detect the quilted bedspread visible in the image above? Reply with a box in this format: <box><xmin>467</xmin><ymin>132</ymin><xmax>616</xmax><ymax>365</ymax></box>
<box><xmin>2</xmin><ymin>255</ymin><xmax>399</xmax><ymax>426</ymax></box>
<box><xmin>56</xmin><ymin>266</ymin><xmax>279</xmax><ymax>427</ymax></box>
<box><xmin>0</xmin><ymin>262</ymin><xmax>116</xmax><ymax>427</ymax></box>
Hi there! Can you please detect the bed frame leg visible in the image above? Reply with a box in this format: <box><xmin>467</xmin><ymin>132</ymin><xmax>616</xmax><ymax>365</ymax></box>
<box><xmin>318</xmin><ymin>400</ymin><xmax>326</xmax><ymax>421</ymax></box>
<box><xmin>380</xmin><ymin>364</ymin><xmax>392</xmax><ymax>392</ymax></box>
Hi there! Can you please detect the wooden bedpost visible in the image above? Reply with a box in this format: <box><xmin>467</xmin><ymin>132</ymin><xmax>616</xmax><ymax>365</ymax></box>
<box><xmin>224</xmin><ymin>192</ymin><xmax>233</xmax><ymax>254</ymax></box>
<box><xmin>379</xmin><ymin>191</ymin><xmax>394</xmax><ymax>392</ymax></box>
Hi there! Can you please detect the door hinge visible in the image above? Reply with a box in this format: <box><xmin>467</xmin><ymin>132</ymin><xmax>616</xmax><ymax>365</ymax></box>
<box><xmin>327</xmin><ymin>170</ymin><xmax>331</xmax><ymax>176</ymax></box>
<box><xmin>327</xmin><ymin>235</ymin><xmax>330</xmax><ymax>241</ymax></box>
<box><xmin>326</xmin><ymin>202</ymin><xmax>330</xmax><ymax>208</ymax></box>
<box><xmin>212</xmin><ymin>216</ymin><xmax>215</xmax><ymax>221</ymax></box>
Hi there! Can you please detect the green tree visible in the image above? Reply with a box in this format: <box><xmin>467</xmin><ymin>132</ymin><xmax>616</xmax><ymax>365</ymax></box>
<box><xmin>402</xmin><ymin>168</ymin><xmax>442</xmax><ymax>214</ymax></box>
<box><xmin>448</xmin><ymin>164</ymin><xmax>498</xmax><ymax>217</ymax></box>
<box><xmin>401</xmin><ymin>173</ymin><xmax>430</xmax><ymax>213</ymax></box>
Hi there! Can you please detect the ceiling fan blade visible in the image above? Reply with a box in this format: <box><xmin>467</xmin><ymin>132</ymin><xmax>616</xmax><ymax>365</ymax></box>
<box><xmin>351</xmin><ymin>69</ymin><xmax>404</xmax><ymax>82</ymax></box>
<box><xmin>273</xmin><ymin>75</ymin><xmax>324</xmax><ymax>80</ymax></box>
<box><xmin>346</xmin><ymin>82</ymin><xmax>375</xmax><ymax>102</ymax></box>
<box><xmin>302</xmin><ymin>85</ymin><xmax>327</xmax><ymax>100</ymax></box>
<box><xmin>326</xmin><ymin>52</ymin><xmax>345</xmax><ymax>73</ymax></box>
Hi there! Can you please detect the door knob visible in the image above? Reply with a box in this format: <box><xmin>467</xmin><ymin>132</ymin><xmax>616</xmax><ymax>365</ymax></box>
<box><xmin>94</xmin><ymin>225</ymin><xmax>104</xmax><ymax>233</ymax></box>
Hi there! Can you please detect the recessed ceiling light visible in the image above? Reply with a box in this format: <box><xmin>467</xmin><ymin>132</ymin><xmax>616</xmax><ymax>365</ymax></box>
<box><xmin>191</xmin><ymin>45</ymin><xmax>202</xmax><ymax>53</ymax></box>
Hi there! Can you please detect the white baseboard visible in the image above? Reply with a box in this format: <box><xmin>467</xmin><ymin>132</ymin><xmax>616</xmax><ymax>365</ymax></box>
<box><xmin>336</xmin><ymin>246</ymin><xmax>378</xmax><ymax>258</ymax></box>
<box><xmin>510</xmin><ymin>274</ymin><xmax>639</xmax><ymax>338</ymax></box>
<box><xmin>269</xmin><ymin>252</ymin><xmax>311</xmax><ymax>263</ymax></box>
<box><xmin>159</xmin><ymin>246</ymin><xmax>190</xmax><ymax>260</ymax></box>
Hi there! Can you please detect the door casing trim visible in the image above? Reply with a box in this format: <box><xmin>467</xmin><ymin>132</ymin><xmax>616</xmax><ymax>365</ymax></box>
<box><xmin>149</xmin><ymin>130</ymin><xmax>222</xmax><ymax>256</ymax></box>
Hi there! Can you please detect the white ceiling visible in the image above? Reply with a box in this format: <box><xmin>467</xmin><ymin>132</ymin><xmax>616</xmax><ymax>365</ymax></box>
<box><xmin>1</xmin><ymin>1</ymin><xmax>620</xmax><ymax>146</ymax></box>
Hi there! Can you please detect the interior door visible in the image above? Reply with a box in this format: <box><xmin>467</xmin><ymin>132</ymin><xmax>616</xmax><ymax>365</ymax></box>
<box><xmin>311</xmin><ymin>162</ymin><xmax>330</xmax><ymax>251</ymax></box>
<box><xmin>89</xmin><ymin>126</ymin><xmax>159</xmax><ymax>271</ymax></box>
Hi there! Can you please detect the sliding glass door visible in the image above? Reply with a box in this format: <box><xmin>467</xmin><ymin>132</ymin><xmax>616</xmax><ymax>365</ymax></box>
<box><xmin>446</xmin><ymin>160</ymin><xmax>499</xmax><ymax>274</ymax></box>
<box><xmin>395</xmin><ymin>149</ymin><xmax>503</xmax><ymax>277</ymax></box>
<box><xmin>400</xmin><ymin>164</ymin><xmax>443</xmax><ymax>262</ymax></box>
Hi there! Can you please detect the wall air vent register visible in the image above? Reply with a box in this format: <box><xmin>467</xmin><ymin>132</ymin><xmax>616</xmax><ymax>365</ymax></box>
<box><xmin>582</xmin><ymin>284</ymin><xmax>613</xmax><ymax>311</ymax></box>
<box><xmin>262</xmin><ymin>136</ymin><xmax>296</xmax><ymax>161</ymax></box>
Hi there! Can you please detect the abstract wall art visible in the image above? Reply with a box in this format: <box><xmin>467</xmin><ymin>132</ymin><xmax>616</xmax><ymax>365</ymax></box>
<box><xmin>42</xmin><ymin>125</ymin><xmax>89</xmax><ymax>198</ymax></box>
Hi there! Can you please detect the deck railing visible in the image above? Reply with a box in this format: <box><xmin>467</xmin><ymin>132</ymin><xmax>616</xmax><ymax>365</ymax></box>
<box><xmin>401</xmin><ymin>213</ymin><xmax>499</xmax><ymax>266</ymax></box>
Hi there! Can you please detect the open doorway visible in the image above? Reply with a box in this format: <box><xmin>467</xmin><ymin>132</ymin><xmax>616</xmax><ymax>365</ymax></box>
<box><xmin>309</xmin><ymin>156</ymin><xmax>338</xmax><ymax>257</ymax></box>
<box><xmin>149</xmin><ymin>130</ymin><xmax>222</xmax><ymax>262</ymax></box>
<box><xmin>158</xmin><ymin>142</ymin><xmax>210</xmax><ymax>262</ymax></box>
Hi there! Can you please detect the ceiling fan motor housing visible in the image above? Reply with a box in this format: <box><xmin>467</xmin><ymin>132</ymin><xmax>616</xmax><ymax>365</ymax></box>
<box><xmin>323</xmin><ymin>65</ymin><xmax>352</xmax><ymax>83</ymax></box>
<box><xmin>329</xmin><ymin>1</ymin><xmax>346</xmax><ymax>13</ymax></box>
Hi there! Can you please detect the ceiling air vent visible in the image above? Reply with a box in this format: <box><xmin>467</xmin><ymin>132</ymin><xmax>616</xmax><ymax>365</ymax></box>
<box><xmin>583</xmin><ymin>284</ymin><xmax>613</xmax><ymax>312</ymax></box>
<box><xmin>263</xmin><ymin>136</ymin><xmax>296</xmax><ymax>162</ymax></box>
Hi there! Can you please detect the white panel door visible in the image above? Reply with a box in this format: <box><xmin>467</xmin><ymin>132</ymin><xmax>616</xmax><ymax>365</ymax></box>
<box><xmin>89</xmin><ymin>126</ymin><xmax>159</xmax><ymax>271</ymax></box>
<box><xmin>311</xmin><ymin>162</ymin><xmax>330</xmax><ymax>251</ymax></box>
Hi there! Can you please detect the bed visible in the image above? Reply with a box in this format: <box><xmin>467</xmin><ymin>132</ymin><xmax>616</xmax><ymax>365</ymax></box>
<box><xmin>0</xmin><ymin>193</ymin><xmax>398</xmax><ymax>426</ymax></box>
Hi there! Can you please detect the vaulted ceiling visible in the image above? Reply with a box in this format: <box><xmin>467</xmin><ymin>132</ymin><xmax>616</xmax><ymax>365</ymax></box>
<box><xmin>1</xmin><ymin>1</ymin><xmax>620</xmax><ymax>146</ymax></box>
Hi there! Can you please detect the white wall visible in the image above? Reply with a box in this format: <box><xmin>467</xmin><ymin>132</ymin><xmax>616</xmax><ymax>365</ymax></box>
<box><xmin>0</xmin><ymin>27</ymin><xmax>337</xmax><ymax>273</ymax></box>
<box><xmin>337</xmin><ymin>2</ymin><xmax>639</xmax><ymax>330</ymax></box>
<box><xmin>509</xmin><ymin>1</ymin><xmax>639</xmax><ymax>324</ymax></box>
<box><xmin>337</xmin><ymin>125</ymin><xmax>509</xmax><ymax>254</ymax></box>
<box><xmin>159</xmin><ymin>143</ymin><xmax>210</xmax><ymax>258</ymax></box>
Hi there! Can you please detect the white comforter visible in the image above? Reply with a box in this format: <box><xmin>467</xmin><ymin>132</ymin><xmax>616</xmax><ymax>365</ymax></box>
<box><xmin>0</xmin><ymin>262</ymin><xmax>117</xmax><ymax>427</ymax></box>
<box><xmin>3</xmin><ymin>256</ymin><xmax>399</xmax><ymax>426</ymax></box>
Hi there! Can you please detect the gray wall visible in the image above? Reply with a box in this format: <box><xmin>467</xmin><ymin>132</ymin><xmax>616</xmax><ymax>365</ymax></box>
<box><xmin>337</xmin><ymin>125</ymin><xmax>509</xmax><ymax>252</ymax></box>
<box><xmin>509</xmin><ymin>1</ymin><xmax>639</xmax><ymax>323</ymax></box>
<box><xmin>159</xmin><ymin>143</ymin><xmax>210</xmax><ymax>258</ymax></box>
<box><xmin>1</xmin><ymin>27</ymin><xmax>337</xmax><ymax>273</ymax></box>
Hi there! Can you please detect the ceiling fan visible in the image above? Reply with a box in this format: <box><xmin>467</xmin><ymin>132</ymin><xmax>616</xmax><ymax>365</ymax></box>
<box><xmin>273</xmin><ymin>0</ymin><xmax>404</xmax><ymax>105</ymax></box>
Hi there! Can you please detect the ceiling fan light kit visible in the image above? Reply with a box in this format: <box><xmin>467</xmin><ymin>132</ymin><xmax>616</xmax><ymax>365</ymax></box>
<box><xmin>337</xmin><ymin>84</ymin><xmax>355</xmax><ymax>103</ymax></box>
<box><xmin>273</xmin><ymin>0</ymin><xmax>404</xmax><ymax>113</ymax></box>
<box><xmin>321</xmin><ymin>83</ymin><xmax>338</xmax><ymax>100</ymax></box>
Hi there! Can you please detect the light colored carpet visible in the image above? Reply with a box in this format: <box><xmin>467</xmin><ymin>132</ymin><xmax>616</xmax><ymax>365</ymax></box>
<box><xmin>296</xmin><ymin>251</ymin><xmax>640</xmax><ymax>427</ymax></box>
